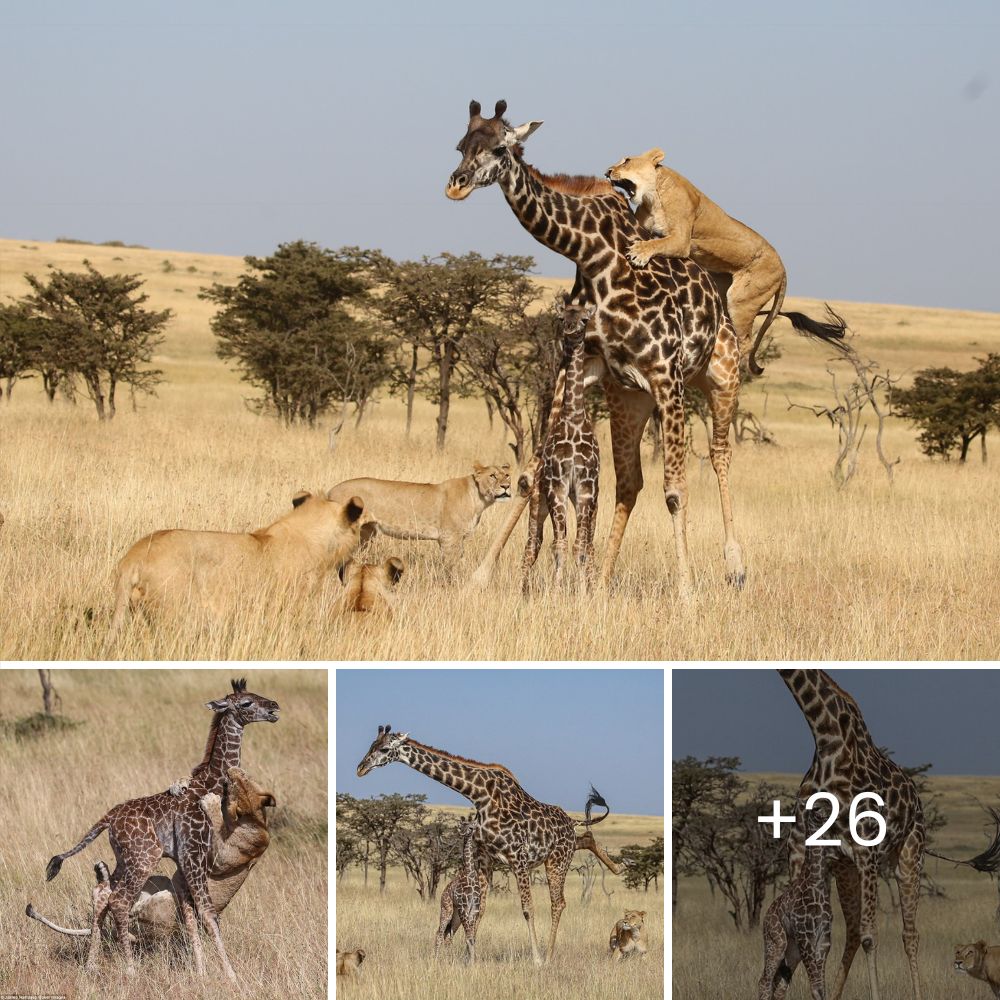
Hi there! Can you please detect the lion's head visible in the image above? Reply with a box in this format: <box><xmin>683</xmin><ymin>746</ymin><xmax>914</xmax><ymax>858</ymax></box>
<box><xmin>472</xmin><ymin>462</ymin><xmax>512</xmax><ymax>503</ymax></box>
<box><xmin>621</xmin><ymin>910</ymin><xmax>646</xmax><ymax>933</ymax></box>
<box><xmin>605</xmin><ymin>149</ymin><xmax>664</xmax><ymax>202</ymax></box>
<box><xmin>956</xmin><ymin>941</ymin><xmax>987</xmax><ymax>975</ymax></box>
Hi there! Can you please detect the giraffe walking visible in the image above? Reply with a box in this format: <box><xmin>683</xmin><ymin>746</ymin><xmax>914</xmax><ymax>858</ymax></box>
<box><xmin>522</xmin><ymin>301</ymin><xmax>600</xmax><ymax>592</ymax></box>
<box><xmin>435</xmin><ymin>816</ymin><xmax>489</xmax><ymax>963</ymax></box>
<box><xmin>43</xmin><ymin>678</ymin><xmax>279</xmax><ymax>980</ymax></box>
<box><xmin>357</xmin><ymin>724</ymin><xmax>624</xmax><ymax>965</ymax></box>
<box><xmin>758</xmin><ymin>830</ymin><xmax>832</xmax><ymax>1000</ymax></box>
<box><xmin>447</xmin><ymin>99</ymin><xmax>745</xmax><ymax>597</ymax></box>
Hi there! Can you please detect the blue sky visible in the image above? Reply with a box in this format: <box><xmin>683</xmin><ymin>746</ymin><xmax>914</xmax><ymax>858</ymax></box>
<box><xmin>336</xmin><ymin>668</ymin><xmax>664</xmax><ymax>816</ymax></box>
<box><xmin>674</xmin><ymin>668</ymin><xmax>1000</xmax><ymax>775</ymax></box>
<box><xmin>1</xmin><ymin>1</ymin><xmax>997</xmax><ymax>310</ymax></box>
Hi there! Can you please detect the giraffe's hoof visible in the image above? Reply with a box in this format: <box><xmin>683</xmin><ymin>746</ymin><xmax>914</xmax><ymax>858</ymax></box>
<box><xmin>726</xmin><ymin>570</ymin><xmax>747</xmax><ymax>590</ymax></box>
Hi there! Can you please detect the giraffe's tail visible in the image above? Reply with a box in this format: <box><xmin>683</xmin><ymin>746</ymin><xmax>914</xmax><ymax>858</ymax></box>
<box><xmin>577</xmin><ymin>785</ymin><xmax>610</xmax><ymax>828</ymax></box>
<box><xmin>750</xmin><ymin>300</ymin><xmax>850</xmax><ymax>375</ymax></box>
<box><xmin>926</xmin><ymin>807</ymin><xmax>1000</xmax><ymax>872</ymax></box>
<box><xmin>45</xmin><ymin>817</ymin><xmax>110</xmax><ymax>881</ymax></box>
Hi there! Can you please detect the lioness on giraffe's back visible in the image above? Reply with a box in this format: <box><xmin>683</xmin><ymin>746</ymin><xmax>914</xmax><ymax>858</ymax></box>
<box><xmin>326</xmin><ymin>463</ymin><xmax>511</xmax><ymax>567</ymax></box>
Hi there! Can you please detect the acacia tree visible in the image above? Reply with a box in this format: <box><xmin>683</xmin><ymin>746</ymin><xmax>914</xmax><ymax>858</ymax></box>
<box><xmin>0</xmin><ymin>304</ymin><xmax>39</xmax><ymax>401</ymax></box>
<box><xmin>895</xmin><ymin>355</ymin><xmax>1000</xmax><ymax>463</ymax></box>
<box><xmin>620</xmin><ymin>837</ymin><xmax>665</xmax><ymax>892</ymax></box>
<box><xmin>336</xmin><ymin>792</ymin><xmax>426</xmax><ymax>894</ymax></box>
<box><xmin>364</xmin><ymin>251</ymin><xmax>537</xmax><ymax>450</ymax></box>
<box><xmin>390</xmin><ymin>811</ymin><xmax>463</xmax><ymax>902</ymax></box>
<box><xmin>21</xmin><ymin>262</ymin><xmax>168</xmax><ymax>419</ymax></box>
<box><xmin>204</xmin><ymin>241</ymin><xmax>386</xmax><ymax>426</ymax></box>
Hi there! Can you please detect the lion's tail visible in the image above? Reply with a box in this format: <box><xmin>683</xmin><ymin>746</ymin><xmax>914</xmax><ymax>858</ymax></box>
<box><xmin>747</xmin><ymin>271</ymin><xmax>787</xmax><ymax>376</ymax></box>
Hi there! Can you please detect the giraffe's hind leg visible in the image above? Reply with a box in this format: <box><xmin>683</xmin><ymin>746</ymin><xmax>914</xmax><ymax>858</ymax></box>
<box><xmin>829</xmin><ymin>861</ymin><xmax>862</xmax><ymax>1000</ymax></box>
<box><xmin>106</xmin><ymin>830</ymin><xmax>161</xmax><ymax>975</ymax></box>
<box><xmin>435</xmin><ymin>887</ymin><xmax>455</xmax><ymax>959</ymax></box>
<box><xmin>652</xmin><ymin>371</ymin><xmax>694</xmax><ymax>601</ymax></box>
<box><xmin>542</xmin><ymin>851</ymin><xmax>570</xmax><ymax>962</ymax></box>
<box><xmin>177</xmin><ymin>826</ymin><xmax>236</xmax><ymax>982</ymax></box>
<box><xmin>599</xmin><ymin>380</ymin><xmax>654</xmax><ymax>586</ymax></box>
<box><xmin>85</xmin><ymin>862</ymin><xmax>112</xmax><ymax>973</ymax></box>
<box><xmin>896</xmin><ymin>824</ymin><xmax>925</xmax><ymax>1000</ymax></box>
<box><xmin>693</xmin><ymin>320</ymin><xmax>745</xmax><ymax>587</ymax></box>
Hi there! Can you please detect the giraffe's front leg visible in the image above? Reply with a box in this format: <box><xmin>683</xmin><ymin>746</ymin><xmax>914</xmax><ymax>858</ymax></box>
<box><xmin>548</xmin><ymin>482</ymin><xmax>570</xmax><ymax>588</ymax></box>
<box><xmin>521</xmin><ymin>482</ymin><xmax>547</xmax><ymax>596</ymax></box>
<box><xmin>514</xmin><ymin>868</ymin><xmax>543</xmax><ymax>965</ymax></box>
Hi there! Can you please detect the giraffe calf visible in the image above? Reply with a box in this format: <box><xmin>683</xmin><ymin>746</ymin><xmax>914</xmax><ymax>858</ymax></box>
<box><xmin>435</xmin><ymin>818</ymin><xmax>489</xmax><ymax>964</ymax></box>
<box><xmin>522</xmin><ymin>301</ymin><xmax>600</xmax><ymax>593</ymax></box>
<box><xmin>758</xmin><ymin>844</ymin><xmax>832</xmax><ymax>1000</ymax></box>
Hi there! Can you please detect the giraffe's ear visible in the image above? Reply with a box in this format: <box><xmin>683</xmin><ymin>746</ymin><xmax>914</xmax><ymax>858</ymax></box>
<box><xmin>205</xmin><ymin>698</ymin><xmax>230</xmax><ymax>713</ymax></box>
<box><xmin>505</xmin><ymin>120</ymin><xmax>543</xmax><ymax>146</ymax></box>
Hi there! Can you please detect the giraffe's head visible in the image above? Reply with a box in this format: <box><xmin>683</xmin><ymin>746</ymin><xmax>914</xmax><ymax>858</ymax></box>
<box><xmin>356</xmin><ymin>723</ymin><xmax>410</xmax><ymax>776</ymax></box>
<box><xmin>205</xmin><ymin>678</ymin><xmax>280</xmax><ymax>727</ymax></box>
<box><xmin>556</xmin><ymin>300</ymin><xmax>596</xmax><ymax>346</ymax></box>
<box><xmin>446</xmin><ymin>99</ymin><xmax>543</xmax><ymax>201</ymax></box>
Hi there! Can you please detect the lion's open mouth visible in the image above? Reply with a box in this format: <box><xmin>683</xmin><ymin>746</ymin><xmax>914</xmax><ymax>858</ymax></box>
<box><xmin>610</xmin><ymin>178</ymin><xmax>637</xmax><ymax>200</ymax></box>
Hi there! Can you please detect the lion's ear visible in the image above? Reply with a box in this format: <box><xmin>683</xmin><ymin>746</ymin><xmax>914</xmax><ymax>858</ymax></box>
<box><xmin>976</xmin><ymin>940</ymin><xmax>988</xmax><ymax>953</ymax></box>
<box><xmin>385</xmin><ymin>557</ymin><xmax>404</xmax><ymax>587</ymax></box>
<box><xmin>644</xmin><ymin>147</ymin><xmax>665</xmax><ymax>166</ymax></box>
<box><xmin>472</xmin><ymin>461</ymin><xmax>486</xmax><ymax>474</ymax></box>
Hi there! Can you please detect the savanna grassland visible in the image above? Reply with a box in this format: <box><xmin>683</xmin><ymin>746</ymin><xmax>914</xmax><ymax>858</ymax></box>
<box><xmin>1</xmin><ymin>237</ymin><xmax>999</xmax><ymax>659</ymax></box>
<box><xmin>336</xmin><ymin>804</ymin><xmax>663</xmax><ymax>999</ymax></box>
<box><xmin>0</xmin><ymin>669</ymin><xmax>327</xmax><ymax>999</ymax></box>
<box><xmin>674</xmin><ymin>773</ymin><xmax>1000</xmax><ymax>1000</ymax></box>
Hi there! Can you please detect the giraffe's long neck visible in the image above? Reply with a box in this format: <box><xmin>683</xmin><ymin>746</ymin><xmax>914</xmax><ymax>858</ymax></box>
<box><xmin>559</xmin><ymin>338</ymin><xmax>588</xmax><ymax>425</ymax></box>
<box><xmin>195</xmin><ymin>713</ymin><xmax>244</xmax><ymax>793</ymax></box>
<box><xmin>398</xmin><ymin>741</ymin><xmax>501</xmax><ymax>811</ymax></box>
<box><xmin>780</xmin><ymin>669</ymin><xmax>872</xmax><ymax>756</ymax></box>
<box><xmin>498</xmin><ymin>155</ymin><xmax>639</xmax><ymax>281</ymax></box>
<box><xmin>461</xmin><ymin>831</ymin><xmax>477</xmax><ymax>877</ymax></box>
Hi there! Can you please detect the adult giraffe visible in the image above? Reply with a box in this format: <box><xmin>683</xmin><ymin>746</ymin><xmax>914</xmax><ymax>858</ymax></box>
<box><xmin>779</xmin><ymin>669</ymin><xmax>1000</xmax><ymax>1000</ymax></box>
<box><xmin>447</xmin><ymin>99</ymin><xmax>745</xmax><ymax>597</ymax></box>
<box><xmin>356</xmin><ymin>724</ymin><xmax>624</xmax><ymax>965</ymax></box>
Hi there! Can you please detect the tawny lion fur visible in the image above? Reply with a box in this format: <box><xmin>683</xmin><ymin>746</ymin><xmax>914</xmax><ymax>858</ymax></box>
<box><xmin>326</xmin><ymin>463</ymin><xmax>511</xmax><ymax>568</ymax></box>
<box><xmin>337</xmin><ymin>948</ymin><xmax>366</xmax><ymax>976</ymax></box>
<box><xmin>955</xmin><ymin>941</ymin><xmax>1000</xmax><ymax>997</ymax></box>
<box><xmin>609</xmin><ymin>909</ymin><xmax>647</xmax><ymax>961</ymax></box>
<box><xmin>109</xmin><ymin>490</ymin><xmax>364</xmax><ymax>631</ymax></box>
<box><xmin>606</xmin><ymin>148</ymin><xmax>786</xmax><ymax>370</ymax></box>
<box><xmin>335</xmin><ymin>557</ymin><xmax>404</xmax><ymax>615</ymax></box>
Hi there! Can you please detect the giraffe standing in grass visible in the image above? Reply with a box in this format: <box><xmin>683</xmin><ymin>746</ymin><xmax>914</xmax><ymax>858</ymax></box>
<box><xmin>758</xmin><ymin>827</ymin><xmax>832</xmax><ymax>1000</ymax></box>
<box><xmin>435</xmin><ymin>816</ymin><xmax>489</xmax><ymax>963</ymax></box>
<box><xmin>522</xmin><ymin>301</ymin><xmax>600</xmax><ymax>592</ymax></box>
<box><xmin>357</xmin><ymin>724</ymin><xmax>624</xmax><ymax>965</ymax></box>
<box><xmin>43</xmin><ymin>678</ymin><xmax>279</xmax><ymax>980</ymax></box>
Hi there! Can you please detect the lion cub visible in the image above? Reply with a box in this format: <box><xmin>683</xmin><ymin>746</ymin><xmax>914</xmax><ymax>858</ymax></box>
<box><xmin>609</xmin><ymin>910</ymin><xmax>647</xmax><ymax>960</ymax></box>
<box><xmin>335</xmin><ymin>557</ymin><xmax>404</xmax><ymax>615</ymax></box>
<box><xmin>337</xmin><ymin>948</ymin><xmax>366</xmax><ymax>976</ymax></box>
<box><xmin>955</xmin><ymin>941</ymin><xmax>1000</xmax><ymax>996</ymax></box>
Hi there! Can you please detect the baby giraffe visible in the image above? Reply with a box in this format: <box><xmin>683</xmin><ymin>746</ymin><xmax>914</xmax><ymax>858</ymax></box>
<box><xmin>435</xmin><ymin>817</ymin><xmax>489</xmax><ymax>964</ymax></box>
<box><xmin>757</xmin><ymin>838</ymin><xmax>832</xmax><ymax>1000</ymax></box>
<box><xmin>522</xmin><ymin>301</ymin><xmax>600</xmax><ymax>592</ymax></box>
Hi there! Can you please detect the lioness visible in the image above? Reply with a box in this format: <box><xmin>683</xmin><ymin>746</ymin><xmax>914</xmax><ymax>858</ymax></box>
<box><xmin>326</xmin><ymin>463</ymin><xmax>511</xmax><ymax>568</ymax></box>
<box><xmin>956</xmin><ymin>941</ymin><xmax>1000</xmax><ymax>996</ymax></box>
<box><xmin>609</xmin><ymin>910</ymin><xmax>647</xmax><ymax>961</ymax></box>
<box><xmin>336</xmin><ymin>557</ymin><xmax>405</xmax><ymax>615</ymax></box>
<box><xmin>605</xmin><ymin>148</ymin><xmax>845</xmax><ymax>374</ymax></box>
<box><xmin>26</xmin><ymin>766</ymin><xmax>275</xmax><ymax>951</ymax></box>
<box><xmin>337</xmin><ymin>948</ymin><xmax>366</xmax><ymax>976</ymax></box>
<box><xmin>109</xmin><ymin>491</ymin><xmax>365</xmax><ymax>632</ymax></box>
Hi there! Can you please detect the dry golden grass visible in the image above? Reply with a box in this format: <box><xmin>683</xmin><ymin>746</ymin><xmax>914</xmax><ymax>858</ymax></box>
<box><xmin>1</xmin><ymin>237</ymin><xmax>998</xmax><ymax>659</ymax></box>
<box><xmin>335</xmin><ymin>807</ymin><xmax>663</xmax><ymax>999</ymax></box>
<box><xmin>0</xmin><ymin>668</ymin><xmax>326</xmax><ymax>999</ymax></box>
<box><xmin>674</xmin><ymin>774</ymin><xmax>1000</xmax><ymax>1000</ymax></box>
